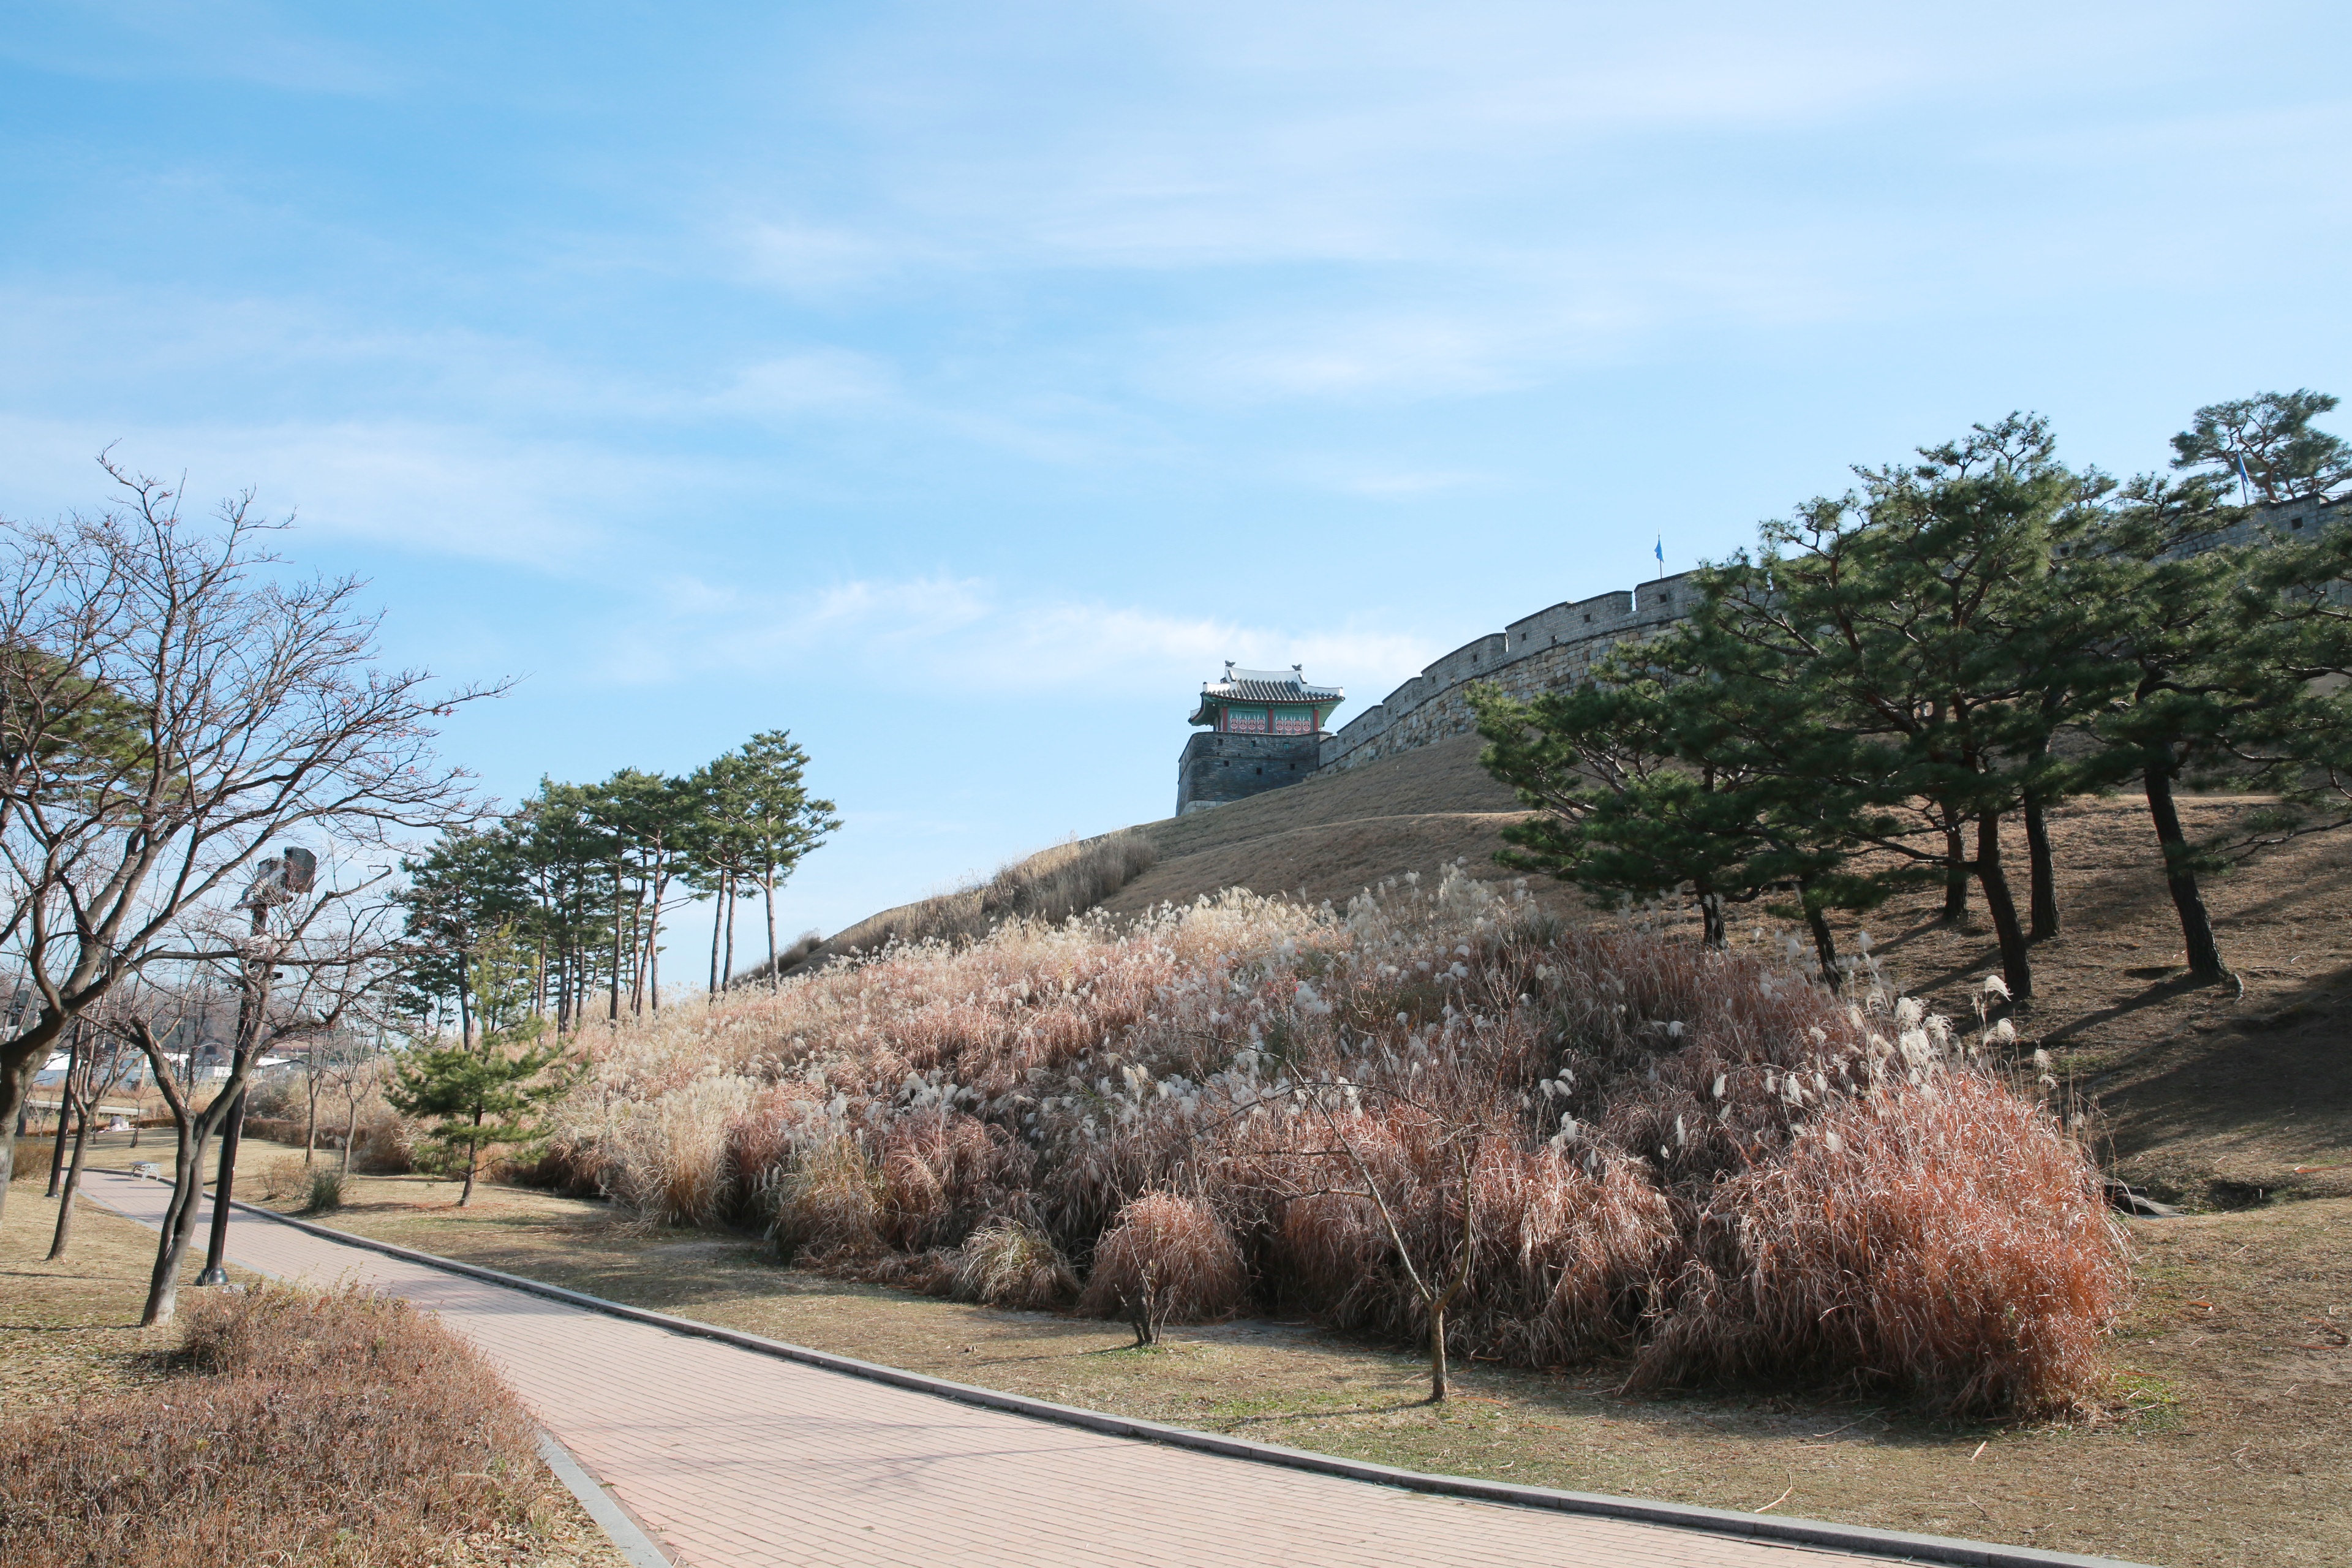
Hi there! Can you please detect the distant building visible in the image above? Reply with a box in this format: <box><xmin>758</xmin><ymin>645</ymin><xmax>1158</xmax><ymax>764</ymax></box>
<box><xmin>1175</xmin><ymin>664</ymin><xmax>1344</xmax><ymax>815</ymax></box>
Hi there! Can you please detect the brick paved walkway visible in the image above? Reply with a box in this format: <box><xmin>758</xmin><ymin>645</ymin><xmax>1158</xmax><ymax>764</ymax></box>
<box><xmin>86</xmin><ymin>1170</ymin><xmax>1899</xmax><ymax>1568</ymax></box>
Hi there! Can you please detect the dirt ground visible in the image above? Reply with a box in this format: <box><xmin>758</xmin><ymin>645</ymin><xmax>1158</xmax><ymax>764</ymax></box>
<box><xmin>0</xmin><ymin>1171</ymin><xmax>626</xmax><ymax>1568</ymax></box>
<box><xmin>27</xmin><ymin>1125</ymin><xmax>2307</xmax><ymax>1568</ymax></box>
<box><xmin>1813</xmin><ymin>791</ymin><xmax>2352</xmax><ymax>1212</ymax></box>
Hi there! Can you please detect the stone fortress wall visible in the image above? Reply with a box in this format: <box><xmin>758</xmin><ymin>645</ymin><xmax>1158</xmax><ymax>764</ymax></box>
<box><xmin>1315</xmin><ymin>571</ymin><xmax>1700</xmax><ymax>774</ymax></box>
<box><xmin>1311</xmin><ymin>491</ymin><xmax>2347</xmax><ymax>781</ymax></box>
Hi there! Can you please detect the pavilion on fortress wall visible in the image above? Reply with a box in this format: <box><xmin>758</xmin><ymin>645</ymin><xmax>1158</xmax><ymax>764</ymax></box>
<box><xmin>1174</xmin><ymin>663</ymin><xmax>1344</xmax><ymax>815</ymax></box>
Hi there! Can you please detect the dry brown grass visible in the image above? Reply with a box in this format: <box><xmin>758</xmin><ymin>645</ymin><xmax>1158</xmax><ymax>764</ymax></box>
<box><xmin>541</xmin><ymin>865</ymin><xmax>2122</xmax><ymax>1416</ymax></box>
<box><xmin>1630</xmin><ymin>1068</ymin><xmax>2124</xmax><ymax>1415</ymax></box>
<box><xmin>228</xmin><ymin>1166</ymin><xmax>2351</xmax><ymax>1568</ymax></box>
<box><xmin>0</xmin><ymin>1281</ymin><xmax>568</xmax><ymax>1568</ymax></box>
<box><xmin>766</xmin><ymin>829</ymin><xmax>1158</xmax><ymax>979</ymax></box>
<box><xmin>1077</xmin><ymin>1191</ymin><xmax>1248</xmax><ymax>1335</ymax></box>
<box><xmin>952</xmin><ymin>1219</ymin><xmax>1079</xmax><ymax>1310</ymax></box>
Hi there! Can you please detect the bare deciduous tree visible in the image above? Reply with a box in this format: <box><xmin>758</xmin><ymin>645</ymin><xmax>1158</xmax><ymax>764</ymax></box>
<box><xmin>42</xmin><ymin>1014</ymin><xmax>140</xmax><ymax>1259</ymax></box>
<box><xmin>314</xmin><ymin>1026</ymin><xmax>388</xmax><ymax>1177</ymax></box>
<box><xmin>108</xmin><ymin>867</ymin><xmax>409</xmax><ymax>1324</ymax></box>
<box><xmin>1267</xmin><ymin>1079</ymin><xmax>1485</xmax><ymax>1402</ymax></box>
<box><xmin>0</xmin><ymin>456</ymin><xmax>499</xmax><ymax>1226</ymax></box>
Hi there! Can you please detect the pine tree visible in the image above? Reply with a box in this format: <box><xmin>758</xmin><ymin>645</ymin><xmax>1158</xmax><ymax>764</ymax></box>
<box><xmin>387</xmin><ymin>928</ymin><xmax>573</xmax><ymax>1207</ymax></box>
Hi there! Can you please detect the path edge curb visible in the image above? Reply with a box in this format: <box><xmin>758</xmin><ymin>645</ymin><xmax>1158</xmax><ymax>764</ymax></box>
<box><xmin>215</xmin><ymin>1189</ymin><xmax>2147</xmax><ymax>1568</ymax></box>
<box><xmin>536</xmin><ymin>1431</ymin><xmax>675</xmax><ymax>1568</ymax></box>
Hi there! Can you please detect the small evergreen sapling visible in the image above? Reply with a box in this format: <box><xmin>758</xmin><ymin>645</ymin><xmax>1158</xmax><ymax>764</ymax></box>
<box><xmin>388</xmin><ymin>930</ymin><xmax>573</xmax><ymax>1207</ymax></box>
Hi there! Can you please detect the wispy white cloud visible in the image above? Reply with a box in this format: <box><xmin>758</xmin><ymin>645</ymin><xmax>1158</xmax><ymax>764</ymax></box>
<box><xmin>709</xmin><ymin>351</ymin><xmax>900</xmax><ymax>419</ymax></box>
<box><xmin>591</xmin><ymin>571</ymin><xmax>1436</xmax><ymax>704</ymax></box>
<box><xmin>0</xmin><ymin>412</ymin><xmax>704</xmax><ymax>565</ymax></box>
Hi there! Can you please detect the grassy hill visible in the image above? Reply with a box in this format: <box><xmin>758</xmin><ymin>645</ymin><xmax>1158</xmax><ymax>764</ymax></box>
<box><xmin>1113</xmin><ymin>734</ymin><xmax>1531</xmax><ymax>913</ymax></box>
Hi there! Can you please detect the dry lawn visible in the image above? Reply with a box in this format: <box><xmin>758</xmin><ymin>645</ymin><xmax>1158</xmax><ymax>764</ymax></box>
<box><xmin>238</xmin><ymin>1156</ymin><xmax>2350</xmax><ymax>1568</ymax></box>
<box><xmin>0</xmin><ymin>1172</ymin><xmax>625</xmax><ymax>1568</ymax></box>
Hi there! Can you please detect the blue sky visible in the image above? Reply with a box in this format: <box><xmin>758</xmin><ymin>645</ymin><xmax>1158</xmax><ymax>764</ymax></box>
<box><xmin>4</xmin><ymin>2</ymin><xmax>2348</xmax><ymax>967</ymax></box>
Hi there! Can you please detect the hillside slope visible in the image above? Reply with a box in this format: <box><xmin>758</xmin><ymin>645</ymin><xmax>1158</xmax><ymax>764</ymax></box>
<box><xmin>1110</xmin><ymin>734</ymin><xmax>1532</xmax><ymax>913</ymax></box>
<box><xmin>807</xmin><ymin>734</ymin><xmax>2350</xmax><ymax>1209</ymax></box>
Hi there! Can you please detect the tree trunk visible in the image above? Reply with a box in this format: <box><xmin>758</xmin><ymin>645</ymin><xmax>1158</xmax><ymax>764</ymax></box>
<box><xmin>764</xmin><ymin>869</ymin><xmax>780</xmax><ymax>992</ymax></box>
<box><xmin>2144</xmin><ymin>761</ymin><xmax>2226</xmax><ymax>980</ymax></box>
<box><xmin>1942</xmin><ymin>823</ymin><xmax>1970</xmax><ymax>921</ymax></box>
<box><xmin>1697</xmin><ymin>887</ymin><xmax>1726</xmax><ymax>949</ymax></box>
<box><xmin>629</xmin><ymin>891</ymin><xmax>644</xmax><ymax>1014</ymax></box>
<box><xmin>1</xmin><ymin>1011</ymin><xmax>80</xmax><ymax>1231</ymax></box>
<box><xmin>43</xmin><ymin>1094</ymin><xmax>71</xmax><ymax>1196</ymax></box>
<box><xmin>708</xmin><ymin>878</ymin><xmax>724</xmax><ymax>994</ymax></box>
<box><xmin>1975</xmin><ymin>810</ymin><xmax>2033</xmax><ymax>1001</ymax></box>
<box><xmin>647</xmin><ymin>872</ymin><xmax>663</xmax><ymax>1011</ymax></box>
<box><xmin>142</xmin><ymin>1119</ymin><xmax>214</xmax><ymax>1326</ymax></box>
<box><xmin>2024</xmin><ymin>778</ymin><xmax>2060</xmax><ymax>943</ymax></box>
<box><xmin>459</xmin><ymin>1107</ymin><xmax>482</xmax><ymax>1207</ymax></box>
<box><xmin>47</xmin><ymin>1084</ymin><xmax>95</xmax><ymax>1260</ymax></box>
<box><xmin>46</xmin><ymin>1027</ymin><xmax>82</xmax><ymax>1197</ymax></box>
<box><xmin>303</xmin><ymin>1077</ymin><xmax>320</xmax><ymax>1165</ymax></box>
<box><xmin>342</xmin><ymin>1096</ymin><xmax>359</xmax><ymax>1176</ymax></box>
<box><xmin>1428</xmin><ymin>1302</ymin><xmax>1450</xmax><ymax>1401</ymax></box>
<box><xmin>610</xmin><ymin>864</ymin><xmax>625</xmax><ymax>1022</ymax></box>
<box><xmin>198</xmin><ymin>1084</ymin><xmax>249</xmax><ymax>1281</ymax></box>
<box><xmin>723</xmin><ymin>878</ymin><xmax>738</xmax><ymax>988</ymax></box>
<box><xmin>0</xmin><ymin>1061</ymin><xmax>28</xmax><ymax>1231</ymax></box>
<box><xmin>1801</xmin><ymin>894</ymin><xmax>1841</xmax><ymax>989</ymax></box>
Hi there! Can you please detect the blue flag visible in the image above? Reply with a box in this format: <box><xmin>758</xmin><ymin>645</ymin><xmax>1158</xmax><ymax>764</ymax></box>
<box><xmin>1654</xmin><ymin>535</ymin><xmax>1664</xmax><ymax>568</ymax></box>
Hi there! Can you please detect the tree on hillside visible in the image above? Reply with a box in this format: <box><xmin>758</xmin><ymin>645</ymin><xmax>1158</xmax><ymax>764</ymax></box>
<box><xmin>1470</xmin><ymin>646</ymin><xmax>1887</xmax><ymax>978</ymax></box>
<box><xmin>584</xmin><ymin>768</ymin><xmax>702</xmax><ymax>1016</ymax></box>
<box><xmin>0</xmin><ymin>457</ymin><xmax>496</xmax><ymax>1226</ymax></box>
<box><xmin>1681</xmin><ymin>415</ymin><xmax>2110</xmax><ymax>1001</ymax></box>
<box><xmin>725</xmin><ymin>731</ymin><xmax>839</xmax><ymax>989</ymax></box>
<box><xmin>509</xmin><ymin>780</ymin><xmax>617</xmax><ymax>1029</ymax></box>
<box><xmin>398</xmin><ymin>829</ymin><xmax>530</xmax><ymax>1044</ymax></box>
<box><xmin>386</xmin><ymin>927</ymin><xmax>573</xmax><ymax>1206</ymax></box>
<box><xmin>2041</xmin><ymin>394</ymin><xmax>2352</xmax><ymax>982</ymax></box>
<box><xmin>2171</xmin><ymin>388</ymin><xmax>2352</xmax><ymax>504</ymax></box>
<box><xmin>684</xmin><ymin>750</ymin><xmax>755</xmax><ymax>993</ymax></box>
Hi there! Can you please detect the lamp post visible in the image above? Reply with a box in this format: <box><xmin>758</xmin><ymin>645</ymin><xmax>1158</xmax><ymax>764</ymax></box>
<box><xmin>196</xmin><ymin>846</ymin><xmax>315</xmax><ymax>1287</ymax></box>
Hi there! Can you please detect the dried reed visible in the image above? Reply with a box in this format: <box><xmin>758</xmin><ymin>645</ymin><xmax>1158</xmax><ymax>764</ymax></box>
<box><xmin>543</xmin><ymin>866</ymin><xmax>2127</xmax><ymax>1415</ymax></box>
<box><xmin>954</xmin><ymin>1220</ymin><xmax>1080</xmax><ymax>1310</ymax></box>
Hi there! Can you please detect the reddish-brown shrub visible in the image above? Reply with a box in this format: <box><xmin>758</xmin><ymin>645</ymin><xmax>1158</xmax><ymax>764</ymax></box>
<box><xmin>770</xmin><ymin>1136</ymin><xmax>884</xmax><ymax>1260</ymax></box>
<box><xmin>0</xmin><ymin>1284</ymin><xmax>551</xmax><ymax>1567</ymax></box>
<box><xmin>1630</xmin><ymin>1072</ymin><xmax>2128</xmax><ymax>1414</ymax></box>
<box><xmin>1079</xmin><ymin>1191</ymin><xmax>1247</xmax><ymax>1332</ymax></box>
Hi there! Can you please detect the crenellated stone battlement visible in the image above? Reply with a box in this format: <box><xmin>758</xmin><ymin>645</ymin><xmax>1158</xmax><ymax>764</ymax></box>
<box><xmin>1315</xmin><ymin>571</ymin><xmax>1698</xmax><ymax>774</ymax></box>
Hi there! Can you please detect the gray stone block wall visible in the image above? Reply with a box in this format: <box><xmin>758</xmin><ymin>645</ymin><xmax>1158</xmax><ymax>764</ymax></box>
<box><xmin>1316</xmin><ymin>572</ymin><xmax>1698</xmax><ymax>774</ymax></box>
<box><xmin>1176</xmin><ymin>731</ymin><xmax>1327</xmax><ymax>815</ymax></box>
